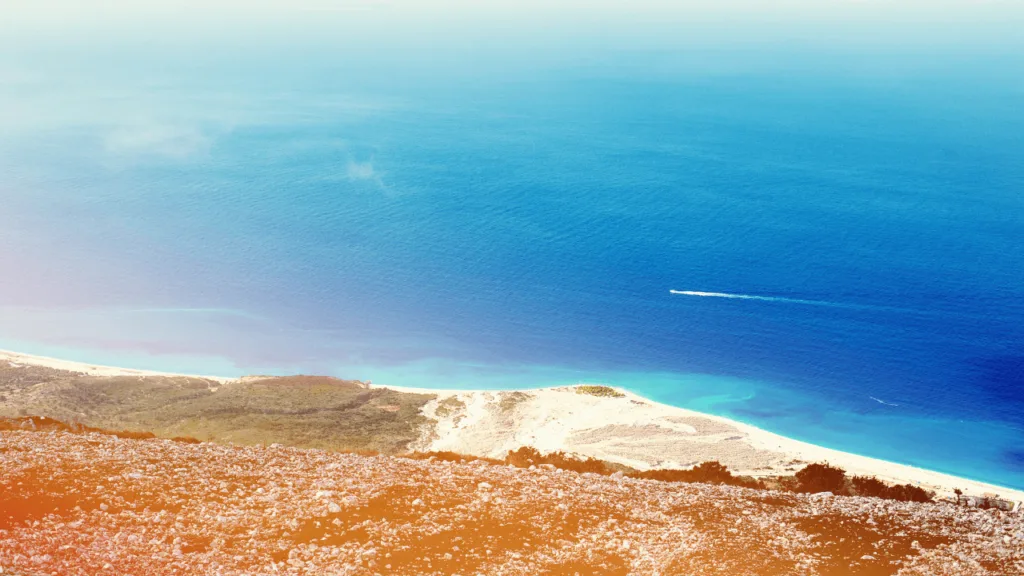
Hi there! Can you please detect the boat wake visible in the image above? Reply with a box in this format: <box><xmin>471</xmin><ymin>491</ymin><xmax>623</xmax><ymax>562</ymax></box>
<box><xmin>869</xmin><ymin>396</ymin><xmax>901</xmax><ymax>407</ymax></box>
<box><xmin>669</xmin><ymin>290</ymin><xmax>845</xmax><ymax>308</ymax></box>
<box><xmin>668</xmin><ymin>289</ymin><xmax>932</xmax><ymax>316</ymax></box>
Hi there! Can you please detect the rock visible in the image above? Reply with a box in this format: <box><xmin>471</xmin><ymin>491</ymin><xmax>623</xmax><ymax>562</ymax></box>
<box><xmin>327</xmin><ymin>502</ymin><xmax>342</xmax><ymax>514</ymax></box>
<box><xmin>478</xmin><ymin>482</ymin><xmax>493</xmax><ymax>491</ymax></box>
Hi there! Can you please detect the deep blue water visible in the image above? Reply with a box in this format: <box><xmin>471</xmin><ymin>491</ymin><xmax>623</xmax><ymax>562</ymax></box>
<box><xmin>1</xmin><ymin>41</ymin><xmax>1023</xmax><ymax>490</ymax></box>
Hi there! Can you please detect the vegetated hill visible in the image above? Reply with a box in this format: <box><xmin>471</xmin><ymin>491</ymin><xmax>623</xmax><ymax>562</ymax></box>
<box><xmin>1</xmin><ymin>428</ymin><xmax>1022</xmax><ymax>576</ymax></box>
<box><xmin>0</xmin><ymin>363</ymin><xmax>434</xmax><ymax>453</ymax></box>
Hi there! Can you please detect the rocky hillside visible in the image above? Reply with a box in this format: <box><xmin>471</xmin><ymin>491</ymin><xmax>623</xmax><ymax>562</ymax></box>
<box><xmin>1</xmin><ymin>428</ymin><xmax>1021</xmax><ymax>576</ymax></box>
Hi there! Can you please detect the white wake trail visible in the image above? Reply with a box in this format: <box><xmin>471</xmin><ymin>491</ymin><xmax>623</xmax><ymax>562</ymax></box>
<box><xmin>670</xmin><ymin>289</ymin><xmax>971</xmax><ymax>319</ymax></box>
<box><xmin>671</xmin><ymin>290</ymin><xmax>774</xmax><ymax>301</ymax></box>
<box><xmin>669</xmin><ymin>290</ymin><xmax>835</xmax><ymax>306</ymax></box>
<box><xmin>668</xmin><ymin>289</ymin><xmax>886</xmax><ymax>310</ymax></box>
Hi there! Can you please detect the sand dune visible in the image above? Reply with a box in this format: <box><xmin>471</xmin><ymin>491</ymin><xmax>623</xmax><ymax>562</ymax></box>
<box><xmin>400</xmin><ymin>386</ymin><xmax>1024</xmax><ymax>503</ymax></box>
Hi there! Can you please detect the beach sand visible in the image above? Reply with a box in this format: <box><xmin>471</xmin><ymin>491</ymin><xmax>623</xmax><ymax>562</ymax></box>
<box><xmin>4</xmin><ymin>348</ymin><xmax>1021</xmax><ymax>503</ymax></box>
<box><xmin>393</xmin><ymin>385</ymin><xmax>1024</xmax><ymax>503</ymax></box>
<box><xmin>0</xmin><ymin>349</ymin><xmax>236</xmax><ymax>383</ymax></box>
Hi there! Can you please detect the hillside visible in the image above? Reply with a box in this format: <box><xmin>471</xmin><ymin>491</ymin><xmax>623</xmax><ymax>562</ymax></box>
<box><xmin>2</xmin><ymin>427</ymin><xmax>1022</xmax><ymax>576</ymax></box>
<box><xmin>0</xmin><ymin>360</ymin><xmax>434</xmax><ymax>453</ymax></box>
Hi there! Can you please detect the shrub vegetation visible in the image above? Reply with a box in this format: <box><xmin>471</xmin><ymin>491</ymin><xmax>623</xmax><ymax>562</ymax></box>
<box><xmin>629</xmin><ymin>461</ymin><xmax>764</xmax><ymax>489</ymax></box>
<box><xmin>795</xmin><ymin>463</ymin><xmax>848</xmax><ymax>494</ymax></box>
<box><xmin>573</xmin><ymin>386</ymin><xmax>625</xmax><ymax>398</ymax></box>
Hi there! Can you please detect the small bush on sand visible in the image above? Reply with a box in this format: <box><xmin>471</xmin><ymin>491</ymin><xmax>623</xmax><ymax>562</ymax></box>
<box><xmin>795</xmin><ymin>463</ymin><xmax>847</xmax><ymax>494</ymax></box>
<box><xmin>574</xmin><ymin>386</ymin><xmax>625</xmax><ymax>398</ymax></box>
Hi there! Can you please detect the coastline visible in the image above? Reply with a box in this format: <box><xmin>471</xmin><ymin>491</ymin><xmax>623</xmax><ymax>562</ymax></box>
<box><xmin>0</xmin><ymin>349</ymin><xmax>237</xmax><ymax>384</ymax></box>
<box><xmin>3</xmin><ymin>348</ymin><xmax>1021</xmax><ymax>503</ymax></box>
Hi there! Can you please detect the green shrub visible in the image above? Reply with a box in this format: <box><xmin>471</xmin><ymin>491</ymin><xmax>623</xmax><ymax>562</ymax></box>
<box><xmin>885</xmin><ymin>483</ymin><xmax>934</xmax><ymax>503</ymax></box>
<box><xmin>795</xmin><ymin>463</ymin><xmax>847</xmax><ymax>494</ymax></box>
<box><xmin>574</xmin><ymin>386</ymin><xmax>625</xmax><ymax>398</ymax></box>
<box><xmin>850</xmin><ymin>475</ymin><xmax>934</xmax><ymax>502</ymax></box>
<box><xmin>851</xmin><ymin>475</ymin><xmax>889</xmax><ymax>498</ymax></box>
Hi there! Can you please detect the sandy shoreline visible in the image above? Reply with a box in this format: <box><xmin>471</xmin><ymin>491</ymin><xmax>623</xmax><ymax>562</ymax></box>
<box><xmin>4</xmin><ymin>348</ymin><xmax>1022</xmax><ymax>503</ymax></box>
<box><xmin>398</xmin><ymin>386</ymin><xmax>1024</xmax><ymax>503</ymax></box>
<box><xmin>0</xmin><ymin>349</ymin><xmax>237</xmax><ymax>383</ymax></box>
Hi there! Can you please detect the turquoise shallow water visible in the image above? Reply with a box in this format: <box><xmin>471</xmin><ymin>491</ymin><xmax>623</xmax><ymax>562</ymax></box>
<box><xmin>1</xmin><ymin>26</ymin><xmax>1023</xmax><ymax>490</ymax></box>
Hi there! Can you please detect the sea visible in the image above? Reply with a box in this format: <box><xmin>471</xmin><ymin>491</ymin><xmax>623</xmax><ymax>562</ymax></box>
<box><xmin>1</xmin><ymin>11</ymin><xmax>1023</xmax><ymax>491</ymax></box>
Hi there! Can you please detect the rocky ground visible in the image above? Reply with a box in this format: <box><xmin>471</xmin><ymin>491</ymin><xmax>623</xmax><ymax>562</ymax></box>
<box><xmin>1</xmin><ymin>429</ymin><xmax>1021</xmax><ymax>576</ymax></box>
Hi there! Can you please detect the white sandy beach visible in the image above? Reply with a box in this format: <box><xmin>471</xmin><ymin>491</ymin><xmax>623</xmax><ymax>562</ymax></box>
<box><xmin>391</xmin><ymin>385</ymin><xmax>1024</xmax><ymax>504</ymax></box>
<box><xmin>0</xmin><ymin>349</ymin><xmax>237</xmax><ymax>384</ymax></box>
<box><xmin>4</xmin><ymin>349</ymin><xmax>1022</xmax><ymax>504</ymax></box>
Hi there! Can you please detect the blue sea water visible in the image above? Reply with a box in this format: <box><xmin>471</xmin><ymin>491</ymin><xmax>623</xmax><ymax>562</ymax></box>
<box><xmin>1</xmin><ymin>32</ymin><xmax>1023</xmax><ymax>490</ymax></box>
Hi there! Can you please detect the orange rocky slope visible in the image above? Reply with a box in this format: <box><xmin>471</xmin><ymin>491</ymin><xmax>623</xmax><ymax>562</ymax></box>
<box><xmin>1</xmin><ymin>429</ymin><xmax>1022</xmax><ymax>576</ymax></box>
